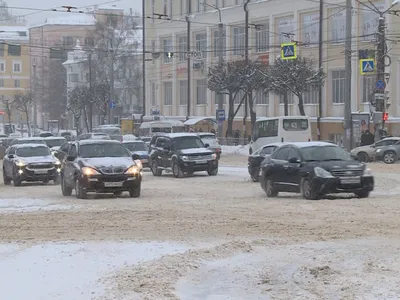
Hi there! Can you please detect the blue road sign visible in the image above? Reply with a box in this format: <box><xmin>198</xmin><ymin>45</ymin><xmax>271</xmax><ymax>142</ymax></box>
<box><xmin>280</xmin><ymin>43</ymin><xmax>297</xmax><ymax>60</ymax></box>
<box><xmin>375</xmin><ymin>80</ymin><xmax>385</xmax><ymax>90</ymax></box>
<box><xmin>109</xmin><ymin>101</ymin><xmax>116</xmax><ymax>109</ymax></box>
<box><xmin>360</xmin><ymin>59</ymin><xmax>375</xmax><ymax>75</ymax></box>
<box><xmin>216</xmin><ymin>109</ymin><xmax>225</xmax><ymax>122</ymax></box>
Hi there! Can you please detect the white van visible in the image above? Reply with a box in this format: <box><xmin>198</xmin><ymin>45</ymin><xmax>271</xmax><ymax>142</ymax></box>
<box><xmin>138</xmin><ymin>120</ymin><xmax>185</xmax><ymax>137</ymax></box>
<box><xmin>249</xmin><ymin>116</ymin><xmax>312</xmax><ymax>154</ymax></box>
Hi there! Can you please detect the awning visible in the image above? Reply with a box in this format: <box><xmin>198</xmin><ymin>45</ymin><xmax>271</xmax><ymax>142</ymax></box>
<box><xmin>184</xmin><ymin>117</ymin><xmax>217</xmax><ymax>126</ymax></box>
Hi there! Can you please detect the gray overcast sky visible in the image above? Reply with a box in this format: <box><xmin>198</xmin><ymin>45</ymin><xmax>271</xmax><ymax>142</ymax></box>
<box><xmin>9</xmin><ymin>0</ymin><xmax>141</xmax><ymax>25</ymax></box>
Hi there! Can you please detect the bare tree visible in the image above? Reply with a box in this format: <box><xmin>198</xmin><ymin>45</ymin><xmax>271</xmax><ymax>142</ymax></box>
<box><xmin>13</xmin><ymin>92</ymin><xmax>34</xmax><ymax>136</ymax></box>
<box><xmin>208</xmin><ymin>60</ymin><xmax>247</xmax><ymax>137</ymax></box>
<box><xmin>67</xmin><ymin>85</ymin><xmax>90</xmax><ymax>135</ymax></box>
<box><xmin>92</xmin><ymin>83</ymin><xmax>110</xmax><ymax>125</ymax></box>
<box><xmin>267</xmin><ymin>57</ymin><xmax>326</xmax><ymax>116</ymax></box>
<box><xmin>1</xmin><ymin>95</ymin><xmax>13</xmax><ymax>130</ymax></box>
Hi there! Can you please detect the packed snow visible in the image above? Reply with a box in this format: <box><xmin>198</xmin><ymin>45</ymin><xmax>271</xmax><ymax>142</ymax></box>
<box><xmin>221</xmin><ymin>145</ymin><xmax>249</xmax><ymax>156</ymax></box>
<box><xmin>0</xmin><ymin>198</ymin><xmax>78</xmax><ymax>213</ymax></box>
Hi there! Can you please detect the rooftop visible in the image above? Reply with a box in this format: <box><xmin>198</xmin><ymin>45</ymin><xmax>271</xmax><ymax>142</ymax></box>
<box><xmin>29</xmin><ymin>14</ymin><xmax>96</xmax><ymax>29</ymax></box>
<box><xmin>0</xmin><ymin>26</ymin><xmax>29</xmax><ymax>41</ymax></box>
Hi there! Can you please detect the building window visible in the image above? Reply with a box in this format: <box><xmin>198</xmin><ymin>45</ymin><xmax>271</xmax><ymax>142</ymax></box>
<box><xmin>0</xmin><ymin>60</ymin><xmax>5</xmax><ymax>72</ymax></box>
<box><xmin>13</xmin><ymin>61</ymin><xmax>21</xmax><ymax>73</ymax></box>
<box><xmin>68</xmin><ymin>73</ymin><xmax>79</xmax><ymax>82</ymax></box>
<box><xmin>213</xmin><ymin>29</ymin><xmax>226</xmax><ymax>57</ymax></box>
<box><xmin>150</xmin><ymin>82</ymin><xmax>156</xmax><ymax>106</ymax></box>
<box><xmin>164</xmin><ymin>81</ymin><xmax>172</xmax><ymax>105</ymax></box>
<box><xmin>303</xmin><ymin>89</ymin><xmax>318</xmax><ymax>104</ymax></box>
<box><xmin>279</xmin><ymin>92</ymin><xmax>294</xmax><ymax>104</ymax></box>
<box><xmin>302</xmin><ymin>12</ymin><xmax>319</xmax><ymax>45</ymax></box>
<box><xmin>362</xmin><ymin>75</ymin><xmax>374</xmax><ymax>103</ymax></box>
<box><xmin>179</xmin><ymin>80</ymin><xmax>187</xmax><ymax>105</ymax></box>
<box><xmin>196</xmin><ymin>79</ymin><xmax>207</xmax><ymax>105</ymax></box>
<box><xmin>163</xmin><ymin>38</ymin><xmax>172</xmax><ymax>64</ymax></box>
<box><xmin>255</xmin><ymin>89</ymin><xmax>269</xmax><ymax>105</ymax></box>
<box><xmin>62</xmin><ymin>36</ymin><xmax>74</xmax><ymax>46</ymax></box>
<box><xmin>14</xmin><ymin>79</ymin><xmax>20</xmax><ymax>88</ymax></box>
<box><xmin>0</xmin><ymin>79</ymin><xmax>4</xmax><ymax>87</ymax></box>
<box><xmin>277</xmin><ymin>16</ymin><xmax>294</xmax><ymax>44</ymax></box>
<box><xmin>332</xmin><ymin>70</ymin><xmax>345</xmax><ymax>104</ymax></box>
<box><xmin>196</xmin><ymin>32</ymin><xmax>207</xmax><ymax>58</ymax></box>
<box><xmin>330</xmin><ymin>8</ymin><xmax>345</xmax><ymax>43</ymax></box>
<box><xmin>256</xmin><ymin>23</ymin><xmax>269</xmax><ymax>53</ymax></box>
<box><xmin>178</xmin><ymin>36</ymin><xmax>187</xmax><ymax>62</ymax></box>
<box><xmin>233</xmin><ymin>26</ymin><xmax>245</xmax><ymax>55</ymax></box>
<box><xmin>362</xmin><ymin>2</ymin><xmax>384</xmax><ymax>41</ymax></box>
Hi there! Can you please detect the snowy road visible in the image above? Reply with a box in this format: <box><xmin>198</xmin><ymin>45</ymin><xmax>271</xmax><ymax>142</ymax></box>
<box><xmin>1</xmin><ymin>156</ymin><xmax>400</xmax><ymax>299</ymax></box>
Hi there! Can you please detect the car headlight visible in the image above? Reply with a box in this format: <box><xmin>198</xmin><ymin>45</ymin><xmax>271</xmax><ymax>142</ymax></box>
<box><xmin>181</xmin><ymin>155</ymin><xmax>190</xmax><ymax>161</ymax></box>
<box><xmin>55</xmin><ymin>159</ymin><xmax>61</xmax><ymax>165</ymax></box>
<box><xmin>16</xmin><ymin>160</ymin><xmax>25</xmax><ymax>167</ymax></box>
<box><xmin>125</xmin><ymin>165</ymin><xmax>139</xmax><ymax>175</ymax></box>
<box><xmin>375</xmin><ymin>148</ymin><xmax>382</xmax><ymax>153</ymax></box>
<box><xmin>314</xmin><ymin>166</ymin><xmax>334</xmax><ymax>178</ymax></box>
<box><xmin>134</xmin><ymin>159</ymin><xmax>143</xmax><ymax>169</ymax></box>
<box><xmin>81</xmin><ymin>167</ymin><xmax>100</xmax><ymax>176</ymax></box>
<box><xmin>363</xmin><ymin>168</ymin><xmax>373</xmax><ymax>176</ymax></box>
<box><xmin>211</xmin><ymin>153</ymin><xmax>217</xmax><ymax>159</ymax></box>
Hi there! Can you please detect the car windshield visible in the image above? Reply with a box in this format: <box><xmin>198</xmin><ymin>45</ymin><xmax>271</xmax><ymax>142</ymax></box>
<box><xmin>201</xmin><ymin>136</ymin><xmax>218</xmax><ymax>146</ymax></box>
<box><xmin>14</xmin><ymin>139</ymin><xmax>44</xmax><ymax>145</ymax></box>
<box><xmin>80</xmin><ymin>143</ymin><xmax>130</xmax><ymax>158</ymax></box>
<box><xmin>173</xmin><ymin>137</ymin><xmax>205</xmax><ymax>150</ymax></box>
<box><xmin>300</xmin><ymin>146</ymin><xmax>352</xmax><ymax>161</ymax></box>
<box><xmin>16</xmin><ymin>146</ymin><xmax>51</xmax><ymax>157</ymax></box>
<box><xmin>45</xmin><ymin>139</ymin><xmax>66</xmax><ymax>148</ymax></box>
<box><xmin>124</xmin><ymin>142</ymin><xmax>148</xmax><ymax>152</ymax></box>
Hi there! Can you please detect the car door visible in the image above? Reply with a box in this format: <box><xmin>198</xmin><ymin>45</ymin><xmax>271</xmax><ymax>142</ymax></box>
<box><xmin>162</xmin><ymin>138</ymin><xmax>172</xmax><ymax>167</ymax></box>
<box><xmin>63</xmin><ymin>143</ymin><xmax>77</xmax><ymax>185</ymax></box>
<box><xmin>285</xmin><ymin>147</ymin><xmax>303</xmax><ymax>191</ymax></box>
<box><xmin>269</xmin><ymin>146</ymin><xmax>290</xmax><ymax>189</ymax></box>
<box><xmin>154</xmin><ymin>137</ymin><xmax>167</xmax><ymax>167</ymax></box>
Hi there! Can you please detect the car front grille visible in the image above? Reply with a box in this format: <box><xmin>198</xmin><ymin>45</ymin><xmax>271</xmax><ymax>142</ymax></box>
<box><xmin>331</xmin><ymin>169</ymin><xmax>363</xmax><ymax>177</ymax></box>
<box><xmin>188</xmin><ymin>154</ymin><xmax>213</xmax><ymax>161</ymax></box>
<box><xmin>27</xmin><ymin>163</ymin><xmax>54</xmax><ymax>169</ymax></box>
<box><xmin>100</xmin><ymin>166</ymin><xmax>126</xmax><ymax>174</ymax></box>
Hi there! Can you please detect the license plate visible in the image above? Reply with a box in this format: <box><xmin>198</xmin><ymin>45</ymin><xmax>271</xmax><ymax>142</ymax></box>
<box><xmin>195</xmin><ymin>160</ymin><xmax>207</xmax><ymax>164</ymax></box>
<box><xmin>34</xmin><ymin>169</ymin><xmax>48</xmax><ymax>174</ymax></box>
<box><xmin>104</xmin><ymin>182</ymin><xmax>123</xmax><ymax>187</ymax></box>
<box><xmin>340</xmin><ymin>176</ymin><xmax>361</xmax><ymax>184</ymax></box>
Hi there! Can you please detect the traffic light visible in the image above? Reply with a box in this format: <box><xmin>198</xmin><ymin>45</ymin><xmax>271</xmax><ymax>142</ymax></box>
<box><xmin>165</xmin><ymin>52</ymin><xmax>173</xmax><ymax>58</ymax></box>
<box><xmin>383</xmin><ymin>112</ymin><xmax>389</xmax><ymax>121</ymax></box>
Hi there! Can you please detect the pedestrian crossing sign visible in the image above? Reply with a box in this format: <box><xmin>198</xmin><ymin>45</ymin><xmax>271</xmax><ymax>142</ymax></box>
<box><xmin>360</xmin><ymin>59</ymin><xmax>375</xmax><ymax>75</ymax></box>
<box><xmin>280</xmin><ymin>43</ymin><xmax>297</xmax><ymax>60</ymax></box>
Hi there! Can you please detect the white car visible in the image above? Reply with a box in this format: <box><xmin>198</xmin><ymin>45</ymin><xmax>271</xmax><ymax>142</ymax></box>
<box><xmin>77</xmin><ymin>132</ymin><xmax>110</xmax><ymax>141</ymax></box>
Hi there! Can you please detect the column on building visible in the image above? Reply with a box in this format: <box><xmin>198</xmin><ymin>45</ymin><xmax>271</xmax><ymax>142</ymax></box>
<box><xmin>171</xmin><ymin>33</ymin><xmax>178</xmax><ymax>116</ymax></box>
<box><xmin>206</xmin><ymin>25</ymin><xmax>213</xmax><ymax>117</ymax></box>
<box><xmin>351</xmin><ymin>0</ymin><xmax>359</xmax><ymax>113</ymax></box>
<box><xmin>156</xmin><ymin>34</ymin><xmax>162</xmax><ymax>115</ymax></box>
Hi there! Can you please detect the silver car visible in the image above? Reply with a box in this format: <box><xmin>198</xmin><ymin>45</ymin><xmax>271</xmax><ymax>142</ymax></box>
<box><xmin>350</xmin><ymin>137</ymin><xmax>400</xmax><ymax>162</ymax></box>
<box><xmin>374</xmin><ymin>139</ymin><xmax>400</xmax><ymax>164</ymax></box>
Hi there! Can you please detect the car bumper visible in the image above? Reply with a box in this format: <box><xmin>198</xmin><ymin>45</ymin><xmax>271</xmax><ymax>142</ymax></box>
<box><xmin>17</xmin><ymin>166</ymin><xmax>61</xmax><ymax>181</ymax></box>
<box><xmin>312</xmin><ymin>176</ymin><xmax>374</xmax><ymax>194</ymax></box>
<box><xmin>79</xmin><ymin>173</ymin><xmax>141</xmax><ymax>193</ymax></box>
<box><xmin>179</xmin><ymin>159</ymin><xmax>218</xmax><ymax>172</ymax></box>
<box><xmin>139</xmin><ymin>158</ymin><xmax>149</xmax><ymax>168</ymax></box>
<box><xmin>374</xmin><ymin>152</ymin><xmax>384</xmax><ymax>161</ymax></box>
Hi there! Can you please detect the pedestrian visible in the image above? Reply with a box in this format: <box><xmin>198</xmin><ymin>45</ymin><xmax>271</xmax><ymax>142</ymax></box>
<box><xmin>360</xmin><ymin>129</ymin><xmax>374</xmax><ymax>146</ymax></box>
<box><xmin>234</xmin><ymin>129</ymin><xmax>240</xmax><ymax>146</ymax></box>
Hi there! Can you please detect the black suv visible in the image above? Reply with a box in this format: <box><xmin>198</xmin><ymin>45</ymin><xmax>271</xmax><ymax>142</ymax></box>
<box><xmin>260</xmin><ymin>142</ymin><xmax>374</xmax><ymax>199</ymax></box>
<box><xmin>60</xmin><ymin>140</ymin><xmax>142</xmax><ymax>199</ymax></box>
<box><xmin>148</xmin><ymin>133</ymin><xmax>218</xmax><ymax>178</ymax></box>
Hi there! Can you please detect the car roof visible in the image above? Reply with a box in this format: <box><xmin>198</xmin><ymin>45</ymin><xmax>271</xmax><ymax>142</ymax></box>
<box><xmin>284</xmin><ymin>141</ymin><xmax>336</xmax><ymax>148</ymax></box>
<box><xmin>44</xmin><ymin>136</ymin><xmax>66</xmax><ymax>140</ymax></box>
<box><xmin>77</xmin><ymin>139</ymin><xmax>121</xmax><ymax>145</ymax></box>
<box><xmin>382</xmin><ymin>137</ymin><xmax>400</xmax><ymax>140</ymax></box>
<box><xmin>13</xmin><ymin>143</ymin><xmax>49</xmax><ymax>149</ymax></box>
<box><xmin>262</xmin><ymin>142</ymin><xmax>287</xmax><ymax>148</ymax></box>
<box><xmin>122</xmin><ymin>140</ymin><xmax>144</xmax><ymax>143</ymax></box>
<box><xmin>14</xmin><ymin>137</ymin><xmax>44</xmax><ymax>141</ymax></box>
<box><xmin>161</xmin><ymin>133</ymin><xmax>200</xmax><ymax>139</ymax></box>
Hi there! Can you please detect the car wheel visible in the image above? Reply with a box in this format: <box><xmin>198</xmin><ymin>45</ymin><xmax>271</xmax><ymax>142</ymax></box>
<box><xmin>114</xmin><ymin>191</ymin><xmax>123</xmax><ymax>197</ymax></box>
<box><xmin>207</xmin><ymin>167</ymin><xmax>218</xmax><ymax>176</ymax></box>
<box><xmin>151</xmin><ymin>160</ymin><xmax>162</xmax><ymax>176</ymax></box>
<box><xmin>172</xmin><ymin>162</ymin><xmax>184</xmax><ymax>178</ymax></box>
<box><xmin>61</xmin><ymin>175</ymin><xmax>72</xmax><ymax>196</ymax></box>
<box><xmin>3</xmin><ymin>168</ymin><xmax>11</xmax><ymax>185</ymax></box>
<box><xmin>75</xmin><ymin>178</ymin><xmax>87</xmax><ymax>199</ymax></box>
<box><xmin>53</xmin><ymin>176</ymin><xmax>61</xmax><ymax>185</ymax></box>
<box><xmin>383</xmin><ymin>151</ymin><xmax>396</xmax><ymax>164</ymax></box>
<box><xmin>12</xmin><ymin>173</ymin><xmax>21</xmax><ymax>187</ymax></box>
<box><xmin>264</xmin><ymin>178</ymin><xmax>278</xmax><ymax>197</ymax></box>
<box><xmin>251</xmin><ymin>168</ymin><xmax>260</xmax><ymax>182</ymax></box>
<box><xmin>355</xmin><ymin>189</ymin><xmax>370</xmax><ymax>198</ymax></box>
<box><xmin>357</xmin><ymin>152</ymin><xmax>369</xmax><ymax>163</ymax></box>
<box><xmin>129</xmin><ymin>185</ymin><xmax>141</xmax><ymax>198</ymax></box>
<box><xmin>301</xmin><ymin>178</ymin><xmax>319</xmax><ymax>200</ymax></box>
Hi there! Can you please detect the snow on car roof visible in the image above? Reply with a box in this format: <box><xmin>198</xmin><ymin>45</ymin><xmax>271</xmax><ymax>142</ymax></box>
<box><xmin>13</xmin><ymin>143</ymin><xmax>49</xmax><ymax>148</ymax></box>
<box><xmin>78</xmin><ymin>139</ymin><xmax>121</xmax><ymax>145</ymax></box>
<box><xmin>286</xmin><ymin>142</ymin><xmax>336</xmax><ymax>148</ymax></box>
<box><xmin>164</xmin><ymin>133</ymin><xmax>201</xmax><ymax>138</ymax></box>
<box><xmin>122</xmin><ymin>140</ymin><xmax>144</xmax><ymax>143</ymax></box>
<box><xmin>44</xmin><ymin>137</ymin><xmax>66</xmax><ymax>140</ymax></box>
<box><xmin>14</xmin><ymin>137</ymin><xmax>44</xmax><ymax>141</ymax></box>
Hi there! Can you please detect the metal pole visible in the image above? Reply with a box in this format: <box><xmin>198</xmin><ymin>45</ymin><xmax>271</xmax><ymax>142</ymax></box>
<box><xmin>33</xmin><ymin>64</ymin><xmax>37</xmax><ymax>135</ymax></box>
<box><xmin>375</xmin><ymin>16</ymin><xmax>386</xmax><ymax>142</ymax></box>
<box><xmin>344</xmin><ymin>0</ymin><xmax>352</xmax><ymax>151</ymax></box>
<box><xmin>142</xmin><ymin>0</ymin><xmax>146</xmax><ymax>122</ymax></box>
<box><xmin>243</xmin><ymin>0</ymin><xmax>250</xmax><ymax>140</ymax></box>
<box><xmin>317</xmin><ymin>0</ymin><xmax>323</xmax><ymax>140</ymax></box>
<box><xmin>109</xmin><ymin>49</ymin><xmax>114</xmax><ymax>124</ymax></box>
<box><xmin>88</xmin><ymin>53</ymin><xmax>93</xmax><ymax>131</ymax></box>
<box><xmin>217</xmin><ymin>21</ymin><xmax>224</xmax><ymax>139</ymax></box>
<box><xmin>186</xmin><ymin>1</ymin><xmax>191</xmax><ymax>120</ymax></box>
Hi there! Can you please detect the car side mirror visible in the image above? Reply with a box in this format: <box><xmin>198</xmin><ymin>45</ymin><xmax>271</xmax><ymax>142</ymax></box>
<box><xmin>66</xmin><ymin>155</ymin><xmax>75</xmax><ymax>162</ymax></box>
<box><xmin>204</xmin><ymin>143</ymin><xmax>210</xmax><ymax>148</ymax></box>
<box><xmin>8</xmin><ymin>154</ymin><xmax>14</xmax><ymax>159</ymax></box>
<box><xmin>288</xmin><ymin>157</ymin><xmax>300</xmax><ymax>163</ymax></box>
<box><xmin>132</xmin><ymin>153</ymin><xmax>140</xmax><ymax>160</ymax></box>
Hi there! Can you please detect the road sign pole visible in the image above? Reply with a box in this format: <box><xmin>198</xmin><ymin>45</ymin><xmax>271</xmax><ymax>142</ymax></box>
<box><xmin>375</xmin><ymin>16</ymin><xmax>386</xmax><ymax>142</ymax></box>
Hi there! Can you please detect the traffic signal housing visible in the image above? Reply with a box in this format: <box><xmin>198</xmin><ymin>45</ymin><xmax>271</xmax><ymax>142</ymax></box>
<box><xmin>383</xmin><ymin>112</ymin><xmax>388</xmax><ymax>121</ymax></box>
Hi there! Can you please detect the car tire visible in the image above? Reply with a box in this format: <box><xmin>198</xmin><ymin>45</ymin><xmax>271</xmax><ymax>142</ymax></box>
<box><xmin>207</xmin><ymin>167</ymin><xmax>218</xmax><ymax>176</ymax></box>
<box><xmin>13</xmin><ymin>174</ymin><xmax>21</xmax><ymax>187</ymax></box>
<box><xmin>172</xmin><ymin>162</ymin><xmax>184</xmax><ymax>178</ymax></box>
<box><xmin>61</xmin><ymin>175</ymin><xmax>72</xmax><ymax>196</ymax></box>
<box><xmin>75</xmin><ymin>178</ymin><xmax>87</xmax><ymax>199</ymax></box>
<box><xmin>53</xmin><ymin>176</ymin><xmax>61</xmax><ymax>185</ymax></box>
<box><xmin>263</xmin><ymin>178</ymin><xmax>278</xmax><ymax>197</ymax></box>
<box><xmin>251</xmin><ymin>168</ymin><xmax>260</xmax><ymax>182</ymax></box>
<box><xmin>3</xmin><ymin>168</ymin><xmax>11</xmax><ymax>185</ymax></box>
<box><xmin>383</xmin><ymin>151</ymin><xmax>396</xmax><ymax>164</ymax></box>
<box><xmin>151</xmin><ymin>160</ymin><xmax>162</xmax><ymax>176</ymax></box>
<box><xmin>114</xmin><ymin>191</ymin><xmax>123</xmax><ymax>197</ymax></box>
<box><xmin>301</xmin><ymin>178</ymin><xmax>319</xmax><ymax>200</ymax></box>
<box><xmin>129</xmin><ymin>185</ymin><xmax>141</xmax><ymax>198</ymax></box>
<box><xmin>357</xmin><ymin>152</ymin><xmax>369</xmax><ymax>163</ymax></box>
<box><xmin>355</xmin><ymin>189</ymin><xmax>370</xmax><ymax>198</ymax></box>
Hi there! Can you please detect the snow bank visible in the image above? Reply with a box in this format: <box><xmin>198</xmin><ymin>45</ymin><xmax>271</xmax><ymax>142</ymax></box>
<box><xmin>221</xmin><ymin>145</ymin><xmax>249</xmax><ymax>156</ymax></box>
<box><xmin>0</xmin><ymin>198</ymin><xmax>79</xmax><ymax>213</ymax></box>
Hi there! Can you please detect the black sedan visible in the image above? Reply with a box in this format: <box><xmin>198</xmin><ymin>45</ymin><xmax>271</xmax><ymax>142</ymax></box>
<box><xmin>248</xmin><ymin>143</ymin><xmax>282</xmax><ymax>182</ymax></box>
<box><xmin>260</xmin><ymin>142</ymin><xmax>374</xmax><ymax>199</ymax></box>
<box><xmin>60</xmin><ymin>140</ymin><xmax>142</xmax><ymax>199</ymax></box>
